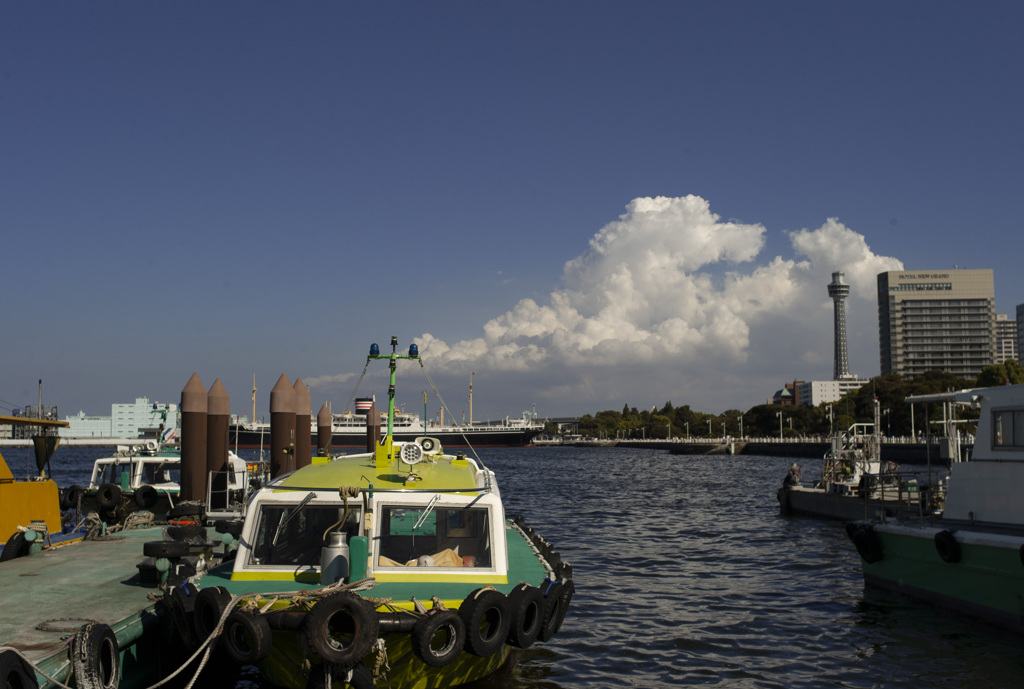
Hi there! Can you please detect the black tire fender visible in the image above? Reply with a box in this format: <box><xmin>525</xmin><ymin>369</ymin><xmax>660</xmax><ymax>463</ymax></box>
<box><xmin>851</xmin><ymin>526</ymin><xmax>883</xmax><ymax>564</ymax></box>
<box><xmin>166</xmin><ymin>582</ymin><xmax>200</xmax><ymax>650</ymax></box>
<box><xmin>143</xmin><ymin>540</ymin><xmax>190</xmax><ymax>559</ymax></box>
<box><xmin>96</xmin><ymin>483</ymin><xmax>121</xmax><ymax>510</ymax></box>
<box><xmin>303</xmin><ymin>591</ymin><xmax>379</xmax><ymax>666</ymax></box>
<box><xmin>193</xmin><ymin>586</ymin><xmax>233</xmax><ymax>642</ymax></box>
<box><xmin>61</xmin><ymin>485</ymin><xmax>82</xmax><ymax>511</ymax></box>
<box><xmin>72</xmin><ymin>623</ymin><xmax>120</xmax><ymax>689</ymax></box>
<box><xmin>935</xmin><ymin>529</ymin><xmax>961</xmax><ymax>563</ymax></box>
<box><xmin>0</xmin><ymin>532</ymin><xmax>29</xmax><ymax>562</ymax></box>
<box><xmin>215</xmin><ymin>519</ymin><xmax>244</xmax><ymax>537</ymax></box>
<box><xmin>306</xmin><ymin>662</ymin><xmax>374</xmax><ymax>689</ymax></box>
<box><xmin>0</xmin><ymin>649</ymin><xmax>39</xmax><ymax>689</ymax></box>
<box><xmin>505</xmin><ymin>583</ymin><xmax>544</xmax><ymax>649</ymax></box>
<box><xmin>134</xmin><ymin>484</ymin><xmax>158</xmax><ymax>509</ymax></box>
<box><xmin>411</xmin><ymin>609</ymin><xmax>464</xmax><ymax>667</ymax></box>
<box><xmin>222</xmin><ymin>608</ymin><xmax>272</xmax><ymax>665</ymax></box>
<box><xmin>538</xmin><ymin>580</ymin><xmax>567</xmax><ymax>642</ymax></box>
<box><xmin>168</xmin><ymin>502</ymin><xmax>205</xmax><ymax>518</ymax></box>
<box><xmin>459</xmin><ymin>588</ymin><xmax>511</xmax><ymax>657</ymax></box>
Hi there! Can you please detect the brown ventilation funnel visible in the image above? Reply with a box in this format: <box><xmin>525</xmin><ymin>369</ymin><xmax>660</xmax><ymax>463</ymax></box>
<box><xmin>269</xmin><ymin>373</ymin><xmax>296</xmax><ymax>478</ymax></box>
<box><xmin>293</xmin><ymin>378</ymin><xmax>312</xmax><ymax>470</ymax></box>
<box><xmin>316</xmin><ymin>402</ymin><xmax>332</xmax><ymax>457</ymax></box>
<box><xmin>207</xmin><ymin>378</ymin><xmax>230</xmax><ymax>510</ymax></box>
<box><xmin>180</xmin><ymin>373</ymin><xmax>208</xmax><ymax>502</ymax></box>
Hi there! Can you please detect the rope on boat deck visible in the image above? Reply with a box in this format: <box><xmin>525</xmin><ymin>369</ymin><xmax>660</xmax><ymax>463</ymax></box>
<box><xmin>244</xmin><ymin>576</ymin><xmax>379</xmax><ymax>614</ymax></box>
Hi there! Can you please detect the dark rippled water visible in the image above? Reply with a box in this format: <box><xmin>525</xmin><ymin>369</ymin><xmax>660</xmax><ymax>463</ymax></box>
<box><xmin>14</xmin><ymin>445</ymin><xmax>1024</xmax><ymax>687</ymax></box>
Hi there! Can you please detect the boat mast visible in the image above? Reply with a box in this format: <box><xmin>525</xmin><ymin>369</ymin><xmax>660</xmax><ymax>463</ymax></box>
<box><xmin>251</xmin><ymin>375</ymin><xmax>257</xmax><ymax>423</ymax></box>
<box><xmin>367</xmin><ymin>337</ymin><xmax>420</xmax><ymax>460</ymax></box>
<box><xmin>469</xmin><ymin>371</ymin><xmax>474</xmax><ymax>425</ymax></box>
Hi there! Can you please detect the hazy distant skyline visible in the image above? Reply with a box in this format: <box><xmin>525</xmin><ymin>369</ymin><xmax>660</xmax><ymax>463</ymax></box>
<box><xmin>3</xmin><ymin>2</ymin><xmax>1022</xmax><ymax>421</ymax></box>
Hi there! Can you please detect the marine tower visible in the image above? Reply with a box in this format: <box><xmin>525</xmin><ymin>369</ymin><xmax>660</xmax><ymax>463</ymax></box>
<box><xmin>828</xmin><ymin>271</ymin><xmax>851</xmax><ymax>379</ymax></box>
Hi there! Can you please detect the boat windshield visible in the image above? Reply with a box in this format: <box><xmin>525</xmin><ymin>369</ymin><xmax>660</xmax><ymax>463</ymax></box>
<box><xmin>376</xmin><ymin>505</ymin><xmax>491</xmax><ymax>568</ymax></box>
<box><xmin>141</xmin><ymin>462</ymin><xmax>178</xmax><ymax>485</ymax></box>
<box><xmin>249</xmin><ymin>504</ymin><xmax>361</xmax><ymax>567</ymax></box>
<box><xmin>91</xmin><ymin>461</ymin><xmax>128</xmax><ymax>487</ymax></box>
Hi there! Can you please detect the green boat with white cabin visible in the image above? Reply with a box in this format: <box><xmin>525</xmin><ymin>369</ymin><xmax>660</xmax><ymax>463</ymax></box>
<box><xmin>846</xmin><ymin>382</ymin><xmax>1024</xmax><ymax>632</ymax></box>
<box><xmin>172</xmin><ymin>338</ymin><xmax>573</xmax><ymax>688</ymax></box>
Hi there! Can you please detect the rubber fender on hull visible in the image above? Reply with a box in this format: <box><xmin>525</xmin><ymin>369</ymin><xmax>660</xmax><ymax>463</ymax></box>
<box><xmin>166</xmin><ymin>582</ymin><xmax>201</xmax><ymax>650</ymax></box>
<box><xmin>934</xmin><ymin>529</ymin><xmax>961</xmax><ymax>563</ymax></box>
<box><xmin>134</xmin><ymin>484</ymin><xmax>158</xmax><ymax>509</ymax></box>
<box><xmin>0</xmin><ymin>649</ymin><xmax>39</xmax><ymax>689</ymax></box>
<box><xmin>96</xmin><ymin>483</ymin><xmax>121</xmax><ymax>510</ymax></box>
<box><xmin>460</xmin><ymin>588</ymin><xmax>512</xmax><ymax>657</ymax></box>
<box><xmin>303</xmin><ymin>591</ymin><xmax>380</xmax><ymax>667</ymax></box>
<box><xmin>848</xmin><ymin>524</ymin><xmax>883</xmax><ymax>564</ymax></box>
<box><xmin>411</xmin><ymin>609</ymin><xmax>465</xmax><ymax>667</ymax></box>
<box><xmin>73</xmin><ymin>623</ymin><xmax>120</xmax><ymax>689</ymax></box>
<box><xmin>538</xmin><ymin>580</ymin><xmax>571</xmax><ymax>642</ymax></box>
<box><xmin>60</xmin><ymin>485</ymin><xmax>82</xmax><ymax>511</ymax></box>
<box><xmin>193</xmin><ymin>586</ymin><xmax>233</xmax><ymax>642</ymax></box>
<box><xmin>505</xmin><ymin>583</ymin><xmax>544</xmax><ymax>649</ymax></box>
<box><xmin>306</xmin><ymin>662</ymin><xmax>374</xmax><ymax>689</ymax></box>
<box><xmin>222</xmin><ymin>608</ymin><xmax>272</xmax><ymax>664</ymax></box>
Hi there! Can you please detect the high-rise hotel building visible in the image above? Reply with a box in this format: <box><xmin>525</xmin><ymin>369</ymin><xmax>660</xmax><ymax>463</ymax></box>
<box><xmin>877</xmin><ymin>269</ymin><xmax>995</xmax><ymax>379</ymax></box>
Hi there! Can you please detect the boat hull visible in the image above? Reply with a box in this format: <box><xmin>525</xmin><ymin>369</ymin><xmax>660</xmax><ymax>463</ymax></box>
<box><xmin>779</xmin><ymin>485</ymin><xmax>923</xmax><ymax>521</ymax></box>
<box><xmin>851</xmin><ymin>522</ymin><xmax>1024</xmax><ymax>632</ymax></box>
<box><xmin>259</xmin><ymin>624</ymin><xmax>515</xmax><ymax>689</ymax></box>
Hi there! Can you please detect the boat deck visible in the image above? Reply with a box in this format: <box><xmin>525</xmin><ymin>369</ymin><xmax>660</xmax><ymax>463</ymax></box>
<box><xmin>0</xmin><ymin>525</ymin><xmax>165</xmax><ymax>664</ymax></box>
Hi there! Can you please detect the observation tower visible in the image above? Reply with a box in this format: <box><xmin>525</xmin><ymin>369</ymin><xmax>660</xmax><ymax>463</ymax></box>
<box><xmin>828</xmin><ymin>271</ymin><xmax>851</xmax><ymax>379</ymax></box>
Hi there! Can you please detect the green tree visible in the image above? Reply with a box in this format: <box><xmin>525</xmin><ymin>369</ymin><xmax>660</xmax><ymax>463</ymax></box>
<box><xmin>976</xmin><ymin>360</ymin><xmax>1024</xmax><ymax>387</ymax></box>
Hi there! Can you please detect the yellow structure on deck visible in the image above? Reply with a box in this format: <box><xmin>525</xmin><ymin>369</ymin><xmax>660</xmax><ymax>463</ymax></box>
<box><xmin>0</xmin><ymin>414</ymin><xmax>68</xmax><ymax>543</ymax></box>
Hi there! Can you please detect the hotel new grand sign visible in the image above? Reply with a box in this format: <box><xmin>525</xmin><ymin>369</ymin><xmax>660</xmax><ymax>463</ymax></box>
<box><xmin>897</xmin><ymin>273</ymin><xmax>950</xmax><ymax>280</ymax></box>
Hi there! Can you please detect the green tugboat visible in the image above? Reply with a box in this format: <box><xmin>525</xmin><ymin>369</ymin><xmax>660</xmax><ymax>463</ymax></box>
<box><xmin>171</xmin><ymin>338</ymin><xmax>573</xmax><ymax>688</ymax></box>
<box><xmin>846</xmin><ymin>383</ymin><xmax>1024</xmax><ymax>631</ymax></box>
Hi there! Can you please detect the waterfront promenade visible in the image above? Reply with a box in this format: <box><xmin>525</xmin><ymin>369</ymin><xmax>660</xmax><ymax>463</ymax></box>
<box><xmin>543</xmin><ymin>436</ymin><xmax>968</xmax><ymax>464</ymax></box>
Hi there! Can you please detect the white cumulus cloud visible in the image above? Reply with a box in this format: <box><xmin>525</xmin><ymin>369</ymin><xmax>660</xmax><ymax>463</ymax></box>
<box><xmin>415</xmin><ymin>196</ymin><xmax>902</xmax><ymax>413</ymax></box>
<box><xmin>313</xmin><ymin>195</ymin><xmax>903</xmax><ymax>415</ymax></box>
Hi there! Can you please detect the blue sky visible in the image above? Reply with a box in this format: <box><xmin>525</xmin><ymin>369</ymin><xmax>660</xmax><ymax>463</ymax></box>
<box><xmin>3</xmin><ymin>2</ymin><xmax>1022</xmax><ymax>423</ymax></box>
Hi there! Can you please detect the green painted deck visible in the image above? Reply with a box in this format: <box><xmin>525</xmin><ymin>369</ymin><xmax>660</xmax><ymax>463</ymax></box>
<box><xmin>0</xmin><ymin>526</ymin><xmax>166</xmax><ymax>665</ymax></box>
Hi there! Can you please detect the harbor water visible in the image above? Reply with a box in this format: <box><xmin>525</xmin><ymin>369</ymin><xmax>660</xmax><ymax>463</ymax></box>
<box><xmin>10</xmin><ymin>445</ymin><xmax>1024</xmax><ymax>688</ymax></box>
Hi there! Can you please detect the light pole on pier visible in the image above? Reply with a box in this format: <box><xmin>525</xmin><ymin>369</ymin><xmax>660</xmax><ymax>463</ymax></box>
<box><xmin>708</xmin><ymin>419</ymin><xmax>712</xmax><ymax>436</ymax></box>
<box><xmin>776</xmin><ymin>411</ymin><xmax>783</xmax><ymax>440</ymax></box>
<box><xmin>685</xmin><ymin>422</ymin><xmax>689</xmax><ymax>440</ymax></box>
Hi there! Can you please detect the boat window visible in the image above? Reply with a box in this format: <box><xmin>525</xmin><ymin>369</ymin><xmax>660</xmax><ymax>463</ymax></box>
<box><xmin>141</xmin><ymin>462</ymin><xmax>178</xmax><ymax>485</ymax></box>
<box><xmin>93</xmin><ymin>462</ymin><xmax>125</xmax><ymax>486</ymax></box>
<box><xmin>376</xmin><ymin>505</ymin><xmax>491</xmax><ymax>568</ymax></box>
<box><xmin>992</xmin><ymin>409</ymin><xmax>1024</xmax><ymax>449</ymax></box>
<box><xmin>249</xmin><ymin>504</ymin><xmax>361</xmax><ymax>567</ymax></box>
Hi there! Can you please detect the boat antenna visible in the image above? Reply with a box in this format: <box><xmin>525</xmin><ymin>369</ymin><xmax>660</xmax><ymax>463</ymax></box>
<box><xmin>366</xmin><ymin>337</ymin><xmax>420</xmax><ymax>464</ymax></box>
